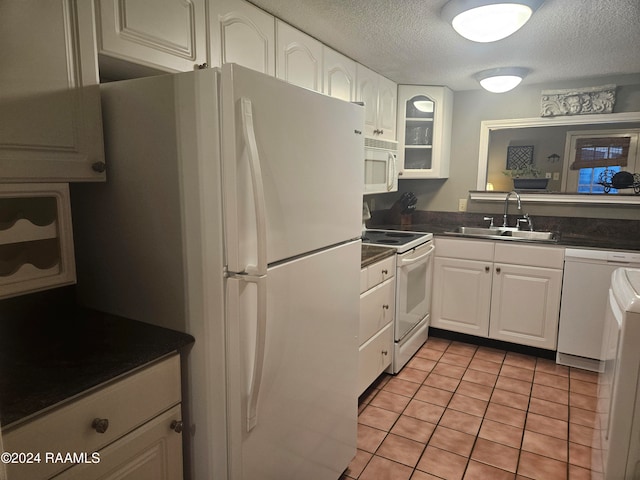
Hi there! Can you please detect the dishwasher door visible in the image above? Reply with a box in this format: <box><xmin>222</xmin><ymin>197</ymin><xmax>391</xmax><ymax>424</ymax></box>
<box><xmin>556</xmin><ymin>248</ymin><xmax>640</xmax><ymax>371</ymax></box>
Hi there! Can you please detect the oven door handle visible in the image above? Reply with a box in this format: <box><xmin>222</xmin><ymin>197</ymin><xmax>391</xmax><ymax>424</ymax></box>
<box><xmin>399</xmin><ymin>244</ymin><xmax>434</xmax><ymax>266</ymax></box>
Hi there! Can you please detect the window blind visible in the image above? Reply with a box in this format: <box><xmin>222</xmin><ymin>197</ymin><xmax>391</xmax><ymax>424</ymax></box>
<box><xmin>570</xmin><ymin>136</ymin><xmax>631</xmax><ymax>170</ymax></box>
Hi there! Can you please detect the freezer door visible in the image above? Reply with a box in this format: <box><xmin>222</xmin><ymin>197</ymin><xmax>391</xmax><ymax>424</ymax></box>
<box><xmin>225</xmin><ymin>241</ymin><xmax>360</xmax><ymax>480</ymax></box>
<box><xmin>221</xmin><ymin>63</ymin><xmax>364</xmax><ymax>274</ymax></box>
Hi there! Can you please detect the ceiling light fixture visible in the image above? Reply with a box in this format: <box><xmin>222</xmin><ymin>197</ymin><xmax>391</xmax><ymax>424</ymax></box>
<box><xmin>441</xmin><ymin>0</ymin><xmax>544</xmax><ymax>43</ymax></box>
<box><xmin>475</xmin><ymin>67</ymin><xmax>529</xmax><ymax>93</ymax></box>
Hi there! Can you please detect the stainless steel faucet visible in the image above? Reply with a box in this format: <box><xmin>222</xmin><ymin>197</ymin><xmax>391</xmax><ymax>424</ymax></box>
<box><xmin>503</xmin><ymin>191</ymin><xmax>522</xmax><ymax>228</ymax></box>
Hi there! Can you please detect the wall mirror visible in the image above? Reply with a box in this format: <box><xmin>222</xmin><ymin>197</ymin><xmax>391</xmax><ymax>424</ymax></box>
<box><xmin>474</xmin><ymin>112</ymin><xmax>640</xmax><ymax>204</ymax></box>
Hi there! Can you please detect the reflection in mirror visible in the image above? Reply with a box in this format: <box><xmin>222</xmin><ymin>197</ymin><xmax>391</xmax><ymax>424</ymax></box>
<box><xmin>478</xmin><ymin>113</ymin><xmax>640</xmax><ymax>199</ymax></box>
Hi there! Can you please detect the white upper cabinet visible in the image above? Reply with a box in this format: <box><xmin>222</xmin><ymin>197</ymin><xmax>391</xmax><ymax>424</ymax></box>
<box><xmin>276</xmin><ymin>20</ymin><xmax>323</xmax><ymax>92</ymax></box>
<box><xmin>0</xmin><ymin>0</ymin><xmax>105</xmax><ymax>182</ymax></box>
<box><xmin>209</xmin><ymin>0</ymin><xmax>275</xmax><ymax>76</ymax></box>
<box><xmin>356</xmin><ymin>65</ymin><xmax>397</xmax><ymax>141</ymax></box>
<box><xmin>397</xmin><ymin>85</ymin><xmax>453</xmax><ymax>179</ymax></box>
<box><xmin>323</xmin><ymin>47</ymin><xmax>357</xmax><ymax>102</ymax></box>
<box><xmin>96</xmin><ymin>0</ymin><xmax>207</xmax><ymax>75</ymax></box>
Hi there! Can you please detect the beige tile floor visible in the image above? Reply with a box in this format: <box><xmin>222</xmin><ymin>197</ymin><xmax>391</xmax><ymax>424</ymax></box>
<box><xmin>342</xmin><ymin>336</ymin><xmax>603</xmax><ymax>480</ymax></box>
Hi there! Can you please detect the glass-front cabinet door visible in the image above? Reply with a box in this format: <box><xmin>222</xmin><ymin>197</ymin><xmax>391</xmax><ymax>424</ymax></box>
<box><xmin>397</xmin><ymin>85</ymin><xmax>453</xmax><ymax>179</ymax></box>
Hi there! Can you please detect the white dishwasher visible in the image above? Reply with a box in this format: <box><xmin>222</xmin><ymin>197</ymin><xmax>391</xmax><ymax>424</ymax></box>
<box><xmin>556</xmin><ymin>248</ymin><xmax>640</xmax><ymax>371</ymax></box>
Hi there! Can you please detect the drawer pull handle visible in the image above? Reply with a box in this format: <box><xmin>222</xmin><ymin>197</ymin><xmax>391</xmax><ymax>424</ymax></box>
<box><xmin>382</xmin><ymin>350</ymin><xmax>388</xmax><ymax>356</ymax></box>
<box><xmin>382</xmin><ymin>304</ymin><xmax>389</xmax><ymax>310</ymax></box>
<box><xmin>91</xmin><ymin>161</ymin><xmax>106</xmax><ymax>173</ymax></box>
<box><xmin>496</xmin><ymin>267</ymin><xmax>501</xmax><ymax>274</ymax></box>
<box><xmin>92</xmin><ymin>418</ymin><xmax>109</xmax><ymax>434</ymax></box>
<box><xmin>485</xmin><ymin>266</ymin><xmax>490</xmax><ymax>273</ymax></box>
<box><xmin>170</xmin><ymin>420</ymin><xmax>184</xmax><ymax>433</ymax></box>
<box><xmin>381</xmin><ymin>269</ymin><xmax>388</xmax><ymax>275</ymax></box>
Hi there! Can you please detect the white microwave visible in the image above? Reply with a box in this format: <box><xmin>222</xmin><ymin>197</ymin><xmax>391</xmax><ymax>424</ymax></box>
<box><xmin>364</xmin><ymin>138</ymin><xmax>398</xmax><ymax>194</ymax></box>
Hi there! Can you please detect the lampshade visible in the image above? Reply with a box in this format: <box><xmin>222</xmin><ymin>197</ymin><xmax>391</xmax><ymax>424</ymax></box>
<box><xmin>475</xmin><ymin>67</ymin><xmax>529</xmax><ymax>93</ymax></box>
<box><xmin>441</xmin><ymin>0</ymin><xmax>544</xmax><ymax>43</ymax></box>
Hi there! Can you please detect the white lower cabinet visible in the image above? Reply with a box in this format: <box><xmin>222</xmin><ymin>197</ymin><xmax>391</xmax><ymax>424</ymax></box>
<box><xmin>3</xmin><ymin>355</ymin><xmax>184</xmax><ymax>480</ymax></box>
<box><xmin>432</xmin><ymin>238</ymin><xmax>564</xmax><ymax>350</ymax></box>
<box><xmin>359</xmin><ymin>255</ymin><xmax>396</xmax><ymax>395</ymax></box>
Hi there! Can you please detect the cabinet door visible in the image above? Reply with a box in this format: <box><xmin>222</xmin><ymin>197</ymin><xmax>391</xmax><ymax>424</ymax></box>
<box><xmin>97</xmin><ymin>0</ymin><xmax>207</xmax><ymax>73</ymax></box>
<box><xmin>356</xmin><ymin>64</ymin><xmax>379</xmax><ymax>138</ymax></box>
<box><xmin>377</xmin><ymin>75</ymin><xmax>397</xmax><ymax>141</ymax></box>
<box><xmin>431</xmin><ymin>257</ymin><xmax>492</xmax><ymax>337</ymax></box>
<box><xmin>323</xmin><ymin>47</ymin><xmax>357</xmax><ymax>102</ymax></box>
<box><xmin>358</xmin><ymin>323</ymin><xmax>393</xmax><ymax>395</ymax></box>
<box><xmin>360</xmin><ymin>277</ymin><xmax>395</xmax><ymax>345</ymax></box>
<box><xmin>0</xmin><ymin>1</ymin><xmax>105</xmax><ymax>182</ymax></box>
<box><xmin>210</xmin><ymin>0</ymin><xmax>275</xmax><ymax>75</ymax></box>
<box><xmin>276</xmin><ymin>20</ymin><xmax>323</xmax><ymax>92</ymax></box>
<box><xmin>397</xmin><ymin>85</ymin><xmax>452</xmax><ymax>179</ymax></box>
<box><xmin>53</xmin><ymin>406</ymin><xmax>184</xmax><ymax>480</ymax></box>
<box><xmin>489</xmin><ymin>264</ymin><xmax>562</xmax><ymax>350</ymax></box>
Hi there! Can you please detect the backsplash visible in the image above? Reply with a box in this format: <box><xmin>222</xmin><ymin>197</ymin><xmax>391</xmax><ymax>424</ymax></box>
<box><xmin>368</xmin><ymin>209</ymin><xmax>640</xmax><ymax>251</ymax></box>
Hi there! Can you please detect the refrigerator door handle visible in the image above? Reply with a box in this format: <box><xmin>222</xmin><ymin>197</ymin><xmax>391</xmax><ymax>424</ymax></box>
<box><xmin>231</xmin><ymin>272</ymin><xmax>268</xmax><ymax>432</ymax></box>
<box><xmin>240</xmin><ymin>97</ymin><xmax>268</xmax><ymax>277</ymax></box>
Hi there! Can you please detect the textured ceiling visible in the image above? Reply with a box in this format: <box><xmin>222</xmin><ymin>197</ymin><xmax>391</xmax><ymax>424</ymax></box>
<box><xmin>248</xmin><ymin>0</ymin><xmax>640</xmax><ymax>91</ymax></box>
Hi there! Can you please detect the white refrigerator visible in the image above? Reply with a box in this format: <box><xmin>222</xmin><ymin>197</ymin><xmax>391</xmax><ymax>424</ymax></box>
<box><xmin>72</xmin><ymin>64</ymin><xmax>364</xmax><ymax>480</ymax></box>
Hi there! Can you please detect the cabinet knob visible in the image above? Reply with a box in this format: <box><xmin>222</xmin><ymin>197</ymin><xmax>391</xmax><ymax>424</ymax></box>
<box><xmin>91</xmin><ymin>161</ymin><xmax>106</xmax><ymax>173</ymax></box>
<box><xmin>381</xmin><ymin>350</ymin><xmax>388</xmax><ymax>356</ymax></box>
<box><xmin>485</xmin><ymin>266</ymin><xmax>490</xmax><ymax>272</ymax></box>
<box><xmin>496</xmin><ymin>267</ymin><xmax>501</xmax><ymax>274</ymax></box>
<box><xmin>196</xmin><ymin>63</ymin><xmax>209</xmax><ymax>70</ymax></box>
<box><xmin>170</xmin><ymin>420</ymin><xmax>184</xmax><ymax>433</ymax></box>
<box><xmin>91</xmin><ymin>418</ymin><xmax>109</xmax><ymax>434</ymax></box>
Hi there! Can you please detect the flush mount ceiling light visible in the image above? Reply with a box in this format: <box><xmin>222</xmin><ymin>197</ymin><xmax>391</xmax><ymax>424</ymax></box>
<box><xmin>441</xmin><ymin>0</ymin><xmax>544</xmax><ymax>42</ymax></box>
<box><xmin>475</xmin><ymin>67</ymin><xmax>529</xmax><ymax>93</ymax></box>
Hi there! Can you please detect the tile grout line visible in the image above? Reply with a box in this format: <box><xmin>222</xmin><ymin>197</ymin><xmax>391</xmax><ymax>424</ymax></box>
<box><xmin>353</xmin><ymin>340</ymin><xmax>596</xmax><ymax>479</ymax></box>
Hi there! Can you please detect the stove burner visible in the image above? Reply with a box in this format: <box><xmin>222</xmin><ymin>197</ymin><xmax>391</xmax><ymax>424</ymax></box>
<box><xmin>362</xmin><ymin>229</ymin><xmax>433</xmax><ymax>253</ymax></box>
<box><xmin>384</xmin><ymin>232</ymin><xmax>415</xmax><ymax>238</ymax></box>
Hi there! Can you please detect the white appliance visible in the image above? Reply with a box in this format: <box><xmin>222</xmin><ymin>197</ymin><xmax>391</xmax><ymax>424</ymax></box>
<box><xmin>557</xmin><ymin>248</ymin><xmax>640</xmax><ymax>371</ymax></box>
<box><xmin>598</xmin><ymin>267</ymin><xmax>640</xmax><ymax>480</ymax></box>
<box><xmin>72</xmin><ymin>64</ymin><xmax>364</xmax><ymax>480</ymax></box>
<box><xmin>364</xmin><ymin>139</ymin><xmax>398</xmax><ymax>194</ymax></box>
<box><xmin>362</xmin><ymin>230</ymin><xmax>434</xmax><ymax>372</ymax></box>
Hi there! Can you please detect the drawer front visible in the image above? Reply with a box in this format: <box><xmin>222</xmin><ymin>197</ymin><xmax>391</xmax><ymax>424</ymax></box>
<box><xmin>367</xmin><ymin>255</ymin><xmax>395</xmax><ymax>290</ymax></box>
<box><xmin>4</xmin><ymin>354</ymin><xmax>181</xmax><ymax>480</ymax></box>
<box><xmin>494</xmin><ymin>242</ymin><xmax>565</xmax><ymax>269</ymax></box>
<box><xmin>360</xmin><ymin>277</ymin><xmax>395</xmax><ymax>344</ymax></box>
<box><xmin>358</xmin><ymin>322</ymin><xmax>393</xmax><ymax>395</ymax></box>
<box><xmin>52</xmin><ymin>405</ymin><xmax>184</xmax><ymax>480</ymax></box>
<box><xmin>360</xmin><ymin>267</ymin><xmax>369</xmax><ymax>294</ymax></box>
<box><xmin>435</xmin><ymin>237</ymin><xmax>494</xmax><ymax>262</ymax></box>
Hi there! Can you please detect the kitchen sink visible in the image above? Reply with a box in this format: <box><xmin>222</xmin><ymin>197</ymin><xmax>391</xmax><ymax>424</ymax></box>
<box><xmin>445</xmin><ymin>226</ymin><xmax>558</xmax><ymax>242</ymax></box>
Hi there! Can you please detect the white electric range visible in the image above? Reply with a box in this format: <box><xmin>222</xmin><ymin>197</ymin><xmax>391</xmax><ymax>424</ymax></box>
<box><xmin>362</xmin><ymin>230</ymin><xmax>434</xmax><ymax>373</ymax></box>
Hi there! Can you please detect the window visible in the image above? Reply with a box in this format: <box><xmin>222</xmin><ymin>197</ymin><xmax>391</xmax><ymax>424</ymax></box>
<box><xmin>563</xmin><ymin>129</ymin><xmax>640</xmax><ymax>193</ymax></box>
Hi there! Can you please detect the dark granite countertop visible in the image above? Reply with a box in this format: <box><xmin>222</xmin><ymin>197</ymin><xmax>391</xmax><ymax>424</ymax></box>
<box><xmin>367</xmin><ymin>210</ymin><xmax>640</xmax><ymax>252</ymax></box>
<box><xmin>361</xmin><ymin>244</ymin><xmax>396</xmax><ymax>267</ymax></box>
<box><xmin>0</xmin><ymin>289</ymin><xmax>194</xmax><ymax>429</ymax></box>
